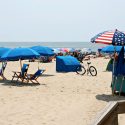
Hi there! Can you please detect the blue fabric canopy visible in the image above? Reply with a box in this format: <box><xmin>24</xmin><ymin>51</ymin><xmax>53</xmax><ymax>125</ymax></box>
<box><xmin>31</xmin><ymin>46</ymin><xmax>54</xmax><ymax>56</ymax></box>
<box><xmin>101</xmin><ymin>45</ymin><xmax>123</xmax><ymax>53</ymax></box>
<box><xmin>0</xmin><ymin>47</ymin><xmax>10</xmax><ymax>58</ymax></box>
<box><xmin>56</xmin><ymin>56</ymin><xmax>81</xmax><ymax>72</ymax></box>
<box><xmin>1</xmin><ymin>47</ymin><xmax>40</xmax><ymax>61</ymax></box>
<box><xmin>114</xmin><ymin>46</ymin><xmax>125</xmax><ymax>76</ymax></box>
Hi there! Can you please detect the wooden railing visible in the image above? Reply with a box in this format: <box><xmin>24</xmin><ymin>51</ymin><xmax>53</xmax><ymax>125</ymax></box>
<box><xmin>91</xmin><ymin>101</ymin><xmax>125</xmax><ymax>125</ymax></box>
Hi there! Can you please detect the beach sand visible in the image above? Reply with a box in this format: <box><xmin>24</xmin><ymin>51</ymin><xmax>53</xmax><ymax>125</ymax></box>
<box><xmin>0</xmin><ymin>58</ymin><xmax>125</xmax><ymax>125</ymax></box>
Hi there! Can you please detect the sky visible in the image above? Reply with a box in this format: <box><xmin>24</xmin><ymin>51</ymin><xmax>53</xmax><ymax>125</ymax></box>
<box><xmin>0</xmin><ymin>0</ymin><xmax>125</xmax><ymax>42</ymax></box>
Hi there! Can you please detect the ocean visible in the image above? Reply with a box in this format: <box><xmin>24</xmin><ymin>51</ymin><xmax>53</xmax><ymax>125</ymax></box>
<box><xmin>0</xmin><ymin>42</ymin><xmax>106</xmax><ymax>51</ymax></box>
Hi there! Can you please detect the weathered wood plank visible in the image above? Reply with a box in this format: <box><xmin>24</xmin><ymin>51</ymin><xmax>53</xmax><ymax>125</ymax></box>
<box><xmin>91</xmin><ymin>101</ymin><xmax>125</xmax><ymax>125</ymax></box>
<box><xmin>97</xmin><ymin>111</ymin><xmax>118</xmax><ymax>125</ymax></box>
<box><xmin>91</xmin><ymin>101</ymin><xmax>118</xmax><ymax>125</ymax></box>
<box><xmin>117</xmin><ymin>101</ymin><xmax>125</xmax><ymax>114</ymax></box>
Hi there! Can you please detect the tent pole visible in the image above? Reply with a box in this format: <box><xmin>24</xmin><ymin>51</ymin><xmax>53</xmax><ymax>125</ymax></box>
<box><xmin>119</xmin><ymin>76</ymin><xmax>124</xmax><ymax>96</ymax></box>
<box><xmin>112</xmin><ymin>77</ymin><xmax>117</xmax><ymax>95</ymax></box>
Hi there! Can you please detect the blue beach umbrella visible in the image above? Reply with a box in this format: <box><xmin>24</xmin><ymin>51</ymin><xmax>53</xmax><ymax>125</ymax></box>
<box><xmin>98</xmin><ymin>48</ymin><xmax>102</xmax><ymax>52</ymax></box>
<box><xmin>53</xmin><ymin>48</ymin><xmax>60</xmax><ymax>54</ymax></box>
<box><xmin>80</xmin><ymin>48</ymin><xmax>92</xmax><ymax>54</ymax></box>
<box><xmin>1</xmin><ymin>47</ymin><xmax>40</xmax><ymax>68</ymax></box>
<box><xmin>31</xmin><ymin>46</ymin><xmax>54</xmax><ymax>56</ymax></box>
<box><xmin>0</xmin><ymin>47</ymin><xmax>11</xmax><ymax>58</ymax></box>
<box><xmin>56</xmin><ymin>48</ymin><xmax>62</xmax><ymax>51</ymax></box>
<box><xmin>98</xmin><ymin>47</ymin><xmax>104</xmax><ymax>52</ymax></box>
<box><xmin>69</xmin><ymin>48</ymin><xmax>75</xmax><ymax>52</ymax></box>
<box><xmin>0</xmin><ymin>47</ymin><xmax>11</xmax><ymax>72</ymax></box>
<box><xmin>1</xmin><ymin>47</ymin><xmax>40</xmax><ymax>61</ymax></box>
<box><xmin>101</xmin><ymin>45</ymin><xmax>123</xmax><ymax>53</ymax></box>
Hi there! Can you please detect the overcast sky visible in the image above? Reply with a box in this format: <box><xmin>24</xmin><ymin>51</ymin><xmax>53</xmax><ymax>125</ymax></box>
<box><xmin>0</xmin><ymin>0</ymin><xmax>125</xmax><ymax>42</ymax></box>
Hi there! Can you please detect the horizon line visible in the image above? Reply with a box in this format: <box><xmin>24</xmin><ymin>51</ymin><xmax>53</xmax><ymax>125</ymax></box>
<box><xmin>0</xmin><ymin>41</ymin><xmax>89</xmax><ymax>42</ymax></box>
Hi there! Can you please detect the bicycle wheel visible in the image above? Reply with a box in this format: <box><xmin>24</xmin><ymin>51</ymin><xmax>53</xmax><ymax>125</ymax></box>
<box><xmin>89</xmin><ymin>66</ymin><xmax>97</xmax><ymax>76</ymax></box>
<box><xmin>76</xmin><ymin>65</ymin><xmax>86</xmax><ymax>75</ymax></box>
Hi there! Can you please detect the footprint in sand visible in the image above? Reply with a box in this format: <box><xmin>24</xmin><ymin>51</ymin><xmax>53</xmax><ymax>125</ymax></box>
<box><xmin>87</xmin><ymin>89</ymin><xmax>91</xmax><ymax>92</ymax></box>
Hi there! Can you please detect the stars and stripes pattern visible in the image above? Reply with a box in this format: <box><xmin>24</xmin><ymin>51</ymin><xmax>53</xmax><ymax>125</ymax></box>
<box><xmin>91</xmin><ymin>29</ymin><xmax>125</xmax><ymax>45</ymax></box>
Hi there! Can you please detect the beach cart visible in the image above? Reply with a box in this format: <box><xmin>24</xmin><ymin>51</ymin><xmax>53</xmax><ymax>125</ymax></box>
<box><xmin>56</xmin><ymin>56</ymin><xmax>80</xmax><ymax>72</ymax></box>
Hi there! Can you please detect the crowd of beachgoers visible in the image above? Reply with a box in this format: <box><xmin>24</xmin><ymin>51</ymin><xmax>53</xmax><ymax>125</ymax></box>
<box><xmin>38</xmin><ymin>48</ymin><xmax>98</xmax><ymax>63</ymax></box>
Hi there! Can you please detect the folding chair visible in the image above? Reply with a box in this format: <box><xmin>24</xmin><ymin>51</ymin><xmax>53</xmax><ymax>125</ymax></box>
<box><xmin>0</xmin><ymin>62</ymin><xmax>7</xmax><ymax>80</ymax></box>
<box><xmin>26</xmin><ymin>69</ymin><xmax>45</xmax><ymax>84</ymax></box>
<box><xmin>11</xmin><ymin>64</ymin><xmax>29</xmax><ymax>82</ymax></box>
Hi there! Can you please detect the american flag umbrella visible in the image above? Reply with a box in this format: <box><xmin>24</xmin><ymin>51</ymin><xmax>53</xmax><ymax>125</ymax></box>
<box><xmin>91</xmin><ymin>29</ymin><xmax>125</xmax><ymax>45</ymax></box>
<box><xmin>91</xmin><ymin>29</ymin><xmax>125</xmax><ymax>95</ymax></box>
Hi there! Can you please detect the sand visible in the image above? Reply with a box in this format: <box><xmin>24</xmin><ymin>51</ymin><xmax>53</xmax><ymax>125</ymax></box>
<box><xmin>0</xmin><ymin>58</ymin><xmax>125</xmax><ymax>125</ymax></box>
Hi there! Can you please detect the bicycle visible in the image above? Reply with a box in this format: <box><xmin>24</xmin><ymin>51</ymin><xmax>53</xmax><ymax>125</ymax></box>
<box><xmin>76</xmin><ymin>62</ymin><xmax>97</xmax><ymax>76</ymax></box>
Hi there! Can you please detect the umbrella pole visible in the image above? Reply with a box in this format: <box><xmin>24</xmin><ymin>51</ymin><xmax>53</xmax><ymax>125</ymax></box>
<box><xmin>20</xmin><ymin>59</ymin><xmax>22</xmax><ymax>70</ymax></box>
<box><xmin>1</xmin><ymin>62</ymin><xmax>3</xmax><ymax>72</ymax></box>
<box><xmin>1</xmin><ymin>61</ymin><xmax>4</xmax><ymax>76</ymax></box>
<box><xmin>38</xmin><ymin>59</ymin><xmax>39</xmax><ymax>70</ymax></box>
<box><xmin>112</xmin><ymin>45</ymin><xmax>116</xmax><ymax>95</ymax></box>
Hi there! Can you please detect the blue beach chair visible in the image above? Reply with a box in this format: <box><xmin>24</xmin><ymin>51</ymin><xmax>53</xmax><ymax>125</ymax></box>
<box><xmin>26</xmin><ymin>69</ymin><xmax>45</xmax><ymax>84</ymax></box>
<box><xmin>11</xmin><ymin>64</ymin><xmax>29</xmax><ymax>82</ymax></box>
<box><xmin>0</xmin><ymin>62</ymin><xmax>7</xmax><ymax>80</ymax></box>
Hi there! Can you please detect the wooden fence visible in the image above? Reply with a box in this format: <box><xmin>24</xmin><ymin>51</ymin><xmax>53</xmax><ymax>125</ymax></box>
<box><xmin>91</xmin><ymin>101</ymin><xmax>125</xmax><ymax>125</ymax></box>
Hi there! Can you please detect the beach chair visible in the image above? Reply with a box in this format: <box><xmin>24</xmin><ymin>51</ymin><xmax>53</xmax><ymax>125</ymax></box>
<box><xmin>11</xmin><ymin>64</ymin><xmax>29</xmax><ymax>82</ymax></box>
<box><xmin>0</xmin><ymin>62</ymin><xmax>7</xmax><ymax>80</ymax></box>
<box><xmin>26</xmin><ymin>69</ymin><xmax>45</xmax><ymax>84</ymax></box>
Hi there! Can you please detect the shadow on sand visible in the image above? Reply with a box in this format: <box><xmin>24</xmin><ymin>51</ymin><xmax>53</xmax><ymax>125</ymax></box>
<box><xmin>96</xmin><ymin>94</ymin><xmax>125</xmax><ymax>102</ymax></box>
<box><xmin>0</xmin><ymin>79</ymin><xmax>46</xmax><ymax>87</ymax></box>
<box><xmin>41</xmin><ymin>74</ymin><xmax>55</xmax><ymax>77</ymax></box>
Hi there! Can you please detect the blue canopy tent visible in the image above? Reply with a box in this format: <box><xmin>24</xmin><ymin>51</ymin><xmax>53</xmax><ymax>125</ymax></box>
<box><xmin>31</xmin><ymin>46</ymin><xmax>54</xmax><ymax>56</ymax></box>
<box><xmin>103</xmin><ymin>45</ymin><xmax>124</xmax><ymax>72</ymax></box>
<box><xmin>56</xmin><ymin>56</ymin><xmax>80</xmax><ymax>72</ymax></box>
<box><xmin>114</xmin><ymin>46</ymin><xmax>125</xmax><ymax>76</ymax></box>
<box><xmin>112</xmin><ymin>46</ymin><xmax>125</xmax><ymax>95</ymax></box>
